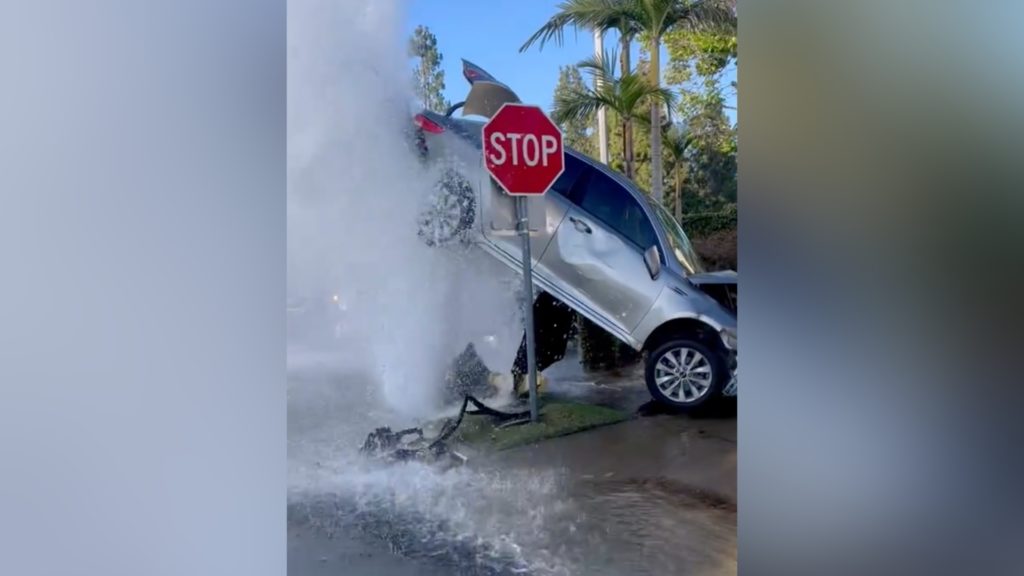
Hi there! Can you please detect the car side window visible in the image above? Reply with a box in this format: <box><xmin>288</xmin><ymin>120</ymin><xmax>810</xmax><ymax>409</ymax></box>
<box><xmin>548</xmin><ymin>153</ymin><xmax>588</xmax><ymax>198</ymax></box>
<box><xmin>573</xmin><ymin>168</ymin><xmax>658</xmax><ymax>251</ymax></box>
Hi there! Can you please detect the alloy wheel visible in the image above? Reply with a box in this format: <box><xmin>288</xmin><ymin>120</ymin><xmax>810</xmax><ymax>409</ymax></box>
<box><xmin>653</xmin><ymin>346</ymin><xmax>714</xmax><ymax>404</ymax></box>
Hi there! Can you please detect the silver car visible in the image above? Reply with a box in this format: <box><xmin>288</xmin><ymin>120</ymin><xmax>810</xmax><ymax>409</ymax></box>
<box><xmin>410</xmin><ymin>60</ymin><xmax>737</xmax><ymax>409</ymax></box>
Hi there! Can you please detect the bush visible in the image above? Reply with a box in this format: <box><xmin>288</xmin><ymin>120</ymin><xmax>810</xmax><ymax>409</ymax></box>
<box><xmin>693</xmin><ymin>227</ymin><xmax>737</xmax><ymax>271</ymax></box>
<box><xmin>577</xmin><ymin>315</ymin><xmax>639</xmax><ymax>370</ymax></box>
<box><xmin>679</xmin><ymin>204</ymin><xmax>736</xmax><ymax>271</ymax></box>
<box><xmin>679</xmin><ymin>204</ymin><xmax>737</xmax><ymax>238</ymax></box>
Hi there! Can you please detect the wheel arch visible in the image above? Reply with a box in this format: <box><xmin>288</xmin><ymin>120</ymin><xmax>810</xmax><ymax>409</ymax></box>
<box><xmin>642</xmin><ymin>317</ymin><xmax>723</xmax><ymax>354</ymax></box>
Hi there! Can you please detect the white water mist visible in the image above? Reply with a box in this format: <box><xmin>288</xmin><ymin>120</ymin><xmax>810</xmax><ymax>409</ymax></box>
<box><xmin>287</xmin><ymin>0</ymin><xmax>523</xmax><ymax>418</ymax></box>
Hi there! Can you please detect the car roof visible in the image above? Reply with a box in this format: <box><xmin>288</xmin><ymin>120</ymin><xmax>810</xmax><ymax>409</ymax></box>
<box><xmin>436</xmin><ymin>114</ymin><xmax>665</xmax><ymax>213</ymax></box>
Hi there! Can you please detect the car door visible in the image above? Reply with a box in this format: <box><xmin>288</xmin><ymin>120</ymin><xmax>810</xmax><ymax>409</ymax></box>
<box><xmin>480</xmin><ymin>149</ymin><xmax>587</xmax><ymax>272</ymax></box>
<box><xmin>538</xmin><ymin>161</ymin><xmax>665</xmax><ymax>337</ymax></box>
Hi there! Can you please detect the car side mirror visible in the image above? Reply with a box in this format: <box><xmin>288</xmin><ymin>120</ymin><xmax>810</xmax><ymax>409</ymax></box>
<box><xmin>643</xmin><ymin>245</ymin><xmax>661</xmax><ymax>279</ymax></box>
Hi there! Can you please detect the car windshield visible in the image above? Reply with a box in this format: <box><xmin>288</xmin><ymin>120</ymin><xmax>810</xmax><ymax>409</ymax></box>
<box><xmin>648</xmin><ymin>199</ymin><xmax>706</xmax><ymax>275</ymax></box>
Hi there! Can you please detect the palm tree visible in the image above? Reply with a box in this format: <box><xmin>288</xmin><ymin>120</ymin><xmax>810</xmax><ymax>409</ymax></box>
<box><xmin>521</xmin><ymin>0</ymin><xmax>735</xmax><ymax>201</ymax></box>
<box><xmin>553</xmin><ymin>50</ymin><xmax>675</xmax><ymax>180</ymax></box>
<box><xmin>630</xmin><ymin>0</ymin><xmax>736</xmax><ymax>204</ymax></box>
<box><xmin>519</xmin><ymin>0</ymin><xmax>642</xmax><ymax>80</ymax></box>
<box><xmin>520</xmin><ymin>1</ymin><xmax>643</xmax><ymax>176</ymax></box>
<box><xmin>662</xmin><ymin>124</ymin><xmax>693</xmax><ymax>220</ymax></box>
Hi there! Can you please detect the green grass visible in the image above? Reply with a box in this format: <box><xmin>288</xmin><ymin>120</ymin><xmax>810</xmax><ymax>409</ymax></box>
<box><xmin>452</xmin><ymin>402</ymin><xmax>629</xmax><ymax>451</ymax></box>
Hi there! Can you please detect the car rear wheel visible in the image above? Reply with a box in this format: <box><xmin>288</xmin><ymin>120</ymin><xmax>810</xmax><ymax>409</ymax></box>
<box><xmin>644</xmin><ymin>338</ymin><xmax>728</xmax><ymax>410</ymax></box>
<box><xmin>417</xmin><ymin>169</ymin><xmax>475</xmax><ymax>247</ymax></box>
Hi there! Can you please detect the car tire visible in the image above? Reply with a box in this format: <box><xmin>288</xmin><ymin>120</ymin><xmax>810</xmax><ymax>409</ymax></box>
<box><xmin>417</xmin><ymin>169</ymin><xmax>476</xmax><ymax>247</ymax></box>
<box><xmin>644</xmin><ymin>337</ymin><xmax>728</xmax><ymax>411</ymax></box>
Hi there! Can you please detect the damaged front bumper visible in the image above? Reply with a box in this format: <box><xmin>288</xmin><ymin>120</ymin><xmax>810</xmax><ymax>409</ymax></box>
<box><xmin>723</xmin><ymin>365</ymin><xmax>738</xmax><ymax>397</ymax></box>
<box><xmin>719</xmin><ymin>328</ymin><xmax>738</xmax><ymax>397</ymax></box>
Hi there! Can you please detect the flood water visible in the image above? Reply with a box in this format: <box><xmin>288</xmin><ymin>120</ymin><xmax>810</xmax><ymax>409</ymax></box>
<box><xmin>287</xmin><ymin>346</ymin><xmax>736</xmax><ymax>576</ymax></box>
<box><xmin>287</xmin><ymin>0</ymin><xmax>735</xmax><ymax>572</ymax></box>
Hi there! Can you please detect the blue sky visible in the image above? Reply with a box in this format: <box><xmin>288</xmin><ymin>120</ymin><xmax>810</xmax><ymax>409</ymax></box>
<box><xmin>405</xmin><ymin>0</ymin><xmax>736</xmax><ymax>123</ymax></box>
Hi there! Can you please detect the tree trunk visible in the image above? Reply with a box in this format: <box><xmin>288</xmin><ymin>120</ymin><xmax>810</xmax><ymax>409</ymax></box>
<box><xmin>649</xmin><ymin>35</ymin><xmax>663</xmax><ymax>201</ymax></box>
<box><xmin>620</xmin><ymin>35</ymin><xmax>635</xmax><ymax>180</ymax></box>
<box><xmin>594</xmin><ymin>28</ymin><xmax>609</xmax><ymax>164</ymax></box>
<box><xmin>619</xmin><ymin>35</ymin><xmax>631</xmax><ymax>79</ymax></box>
<box><xmin>618</xmin><ymin>118</ymin><xmax>626</xmax><ymax>177</ymax></box>
<box><xmin>623</xmin><ymin>117</ymin><xmax>634</xmax><ymax>179</ymax></box>
<box><xmin>674</xmin><ymin>165</ymin><xmax>683</xmax><ymax>221</ymax></box>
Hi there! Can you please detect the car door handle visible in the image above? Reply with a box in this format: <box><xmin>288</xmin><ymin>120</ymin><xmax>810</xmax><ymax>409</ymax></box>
<box><xmin>569</xmin><ymin>216</ymin><xmax>592</xmax><ymax>234</ymax></box>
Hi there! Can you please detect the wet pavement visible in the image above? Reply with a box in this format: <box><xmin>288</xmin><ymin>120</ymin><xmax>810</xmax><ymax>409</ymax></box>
<box><xmin>288</xmin><ymin>345</ymin><xmax>737</xmax><ymax>575</ymax></box>
<box><xmin>288</xmin><ymin>519</ymin><xmax>450</xmax><ymax>576</ymax></box>
<box><xmin>541</xmin><ymin>350</ymin><xmax>653</xmax><ymax>413</ymax></box>
<box><xmin>477</xmin><ymin>413</ymin><xmax>737</xmax><ymax>575</ymax></box>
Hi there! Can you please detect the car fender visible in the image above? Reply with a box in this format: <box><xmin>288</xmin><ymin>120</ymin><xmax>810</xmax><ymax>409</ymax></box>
<box><xmin>633</xmin><ymin>287</ymin><xmax>735</xmax><ymax>351</ymax></box>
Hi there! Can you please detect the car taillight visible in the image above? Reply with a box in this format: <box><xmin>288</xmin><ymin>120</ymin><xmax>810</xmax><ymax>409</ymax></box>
<box><xmin>413</xmin><ymin>113</ymin><xmax>445</xmax><ymax>134</ymax></box>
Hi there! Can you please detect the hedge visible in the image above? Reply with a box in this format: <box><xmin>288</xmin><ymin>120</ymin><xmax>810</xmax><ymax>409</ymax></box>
<box><xmin>679</xmin><ymin>204</ymin><xmax>737</xmax><ymax>239</ymax></box>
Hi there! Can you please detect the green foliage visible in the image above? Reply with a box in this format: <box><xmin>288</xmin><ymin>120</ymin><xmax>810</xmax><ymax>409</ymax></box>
<box><xmin>530</xmin><ymin>0</ymin><xmax>738</xmax><ymax>215</ymax></box>
<box><xmin>662</xmin><ymin>0</ymin><xmax>738</xmax><ymax>85</ymax></box>
<box><xmin>679</xmin><ymin>204</ymin><xmax>737</xmax><ymax>238</ymax></box>
<box><xmin>596</xmin><ymin>108</ymin><xmax>652</xmax><ymax>189</ymax></box>
<box><xmin>522</xmin><ymin>0</ymin><xmax>735</xmax><ymax>53</ymax></box>
<box><xmin>692</xmin><ymin>227</ymin><xmax>736</xmax><ymax>271</ymax></box>
<box><xmin>660</xmin><ymin>122</ymin><xmax>692</xmax><ymax>217</ymax></box>
<box><xmin>629</xmin><ymin>1</ymin><xmax>735</xmax><ymax>201</ymax></box>
<box><xmin>408</xmin><ymin>25</ymin><xmax>449</xmax><ymax>113</ymax></box>
<box><xmin>664</xmin><ymin>27</ymin><xmax>737</xmax><ymax>89</ymax></box>
<box><xmin>656</xmin><ymin>2</ymin><xmax>737</xmax><ymax>207</ymax></box>
<box><xmin>680</xmin><ymin>89</ymin><xmax>736</xmax><ymax>201</ymax></box>
<box><xmin>519</xmin><ymin>0</ymin><xmax>644</xmax><ymax>53</ymax></box>
<box><xmin>554</xmin><ymin>50</ymin><xmax>675</xmax><ymax>125</ymax></box>
<box><xmin>554</xmin><ymin>50</ymin><xmax>673</xmax><ymax>180</ymax></box>
<box><xmin>552</xmin><ymin>65</ymin><xmax>596</xmax><ymax>157</ymax></box>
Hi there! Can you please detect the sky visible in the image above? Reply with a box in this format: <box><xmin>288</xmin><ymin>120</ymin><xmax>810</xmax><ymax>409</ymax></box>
<box><xmin>405</xmin><ymin>0</ymin><xmax>737</xmax><ymax>123</ymax></box>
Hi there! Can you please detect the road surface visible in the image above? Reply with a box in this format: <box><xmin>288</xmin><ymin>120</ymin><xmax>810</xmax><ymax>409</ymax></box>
<box><xmin>288</xmin><ymin>345</ymin><xmax>736</xmax><ymax>575</ymax></box>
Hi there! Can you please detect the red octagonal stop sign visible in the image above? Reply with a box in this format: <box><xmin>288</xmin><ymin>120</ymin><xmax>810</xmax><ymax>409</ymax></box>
<box><xmin>482</xmin><ymin>103</ymin><xmax>564</xmax><ymax>196</ymax></box>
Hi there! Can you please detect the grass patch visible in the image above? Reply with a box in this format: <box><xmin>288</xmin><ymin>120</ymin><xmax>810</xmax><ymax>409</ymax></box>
<box><xmin>453</xmin><ymin>402</ymin><xmax>629</xmax><ymax>451</ymax></box>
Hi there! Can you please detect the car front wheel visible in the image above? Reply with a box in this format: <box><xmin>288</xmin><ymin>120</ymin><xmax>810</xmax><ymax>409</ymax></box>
<box><xmin>644</xmin><ymin>338</ymin><xmax>728</xmax><ymax>410</ymax></box>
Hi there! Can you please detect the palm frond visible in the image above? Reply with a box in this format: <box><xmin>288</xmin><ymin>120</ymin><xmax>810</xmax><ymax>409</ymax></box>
<box><xmin>552</xmin><ymin>87</ymin><xmax>617</xmax><ymax>124</ymax></box>
<box><xmin>618</xmin><ymin>74</ymin><xmax>676</xmax><ymax>117</ymax></box>
<box><xmin>662</xmin><ymin>124</ymin><xmax>694</xmax><ymax>160</ymax></box>
<box><xmin>574</xmin><ymin>49</ymin><xmax>619</xmax><ymax>84</ymax></box>
<box><xmin>519</xmin><ymin>0</ymin><xmax>635</xmax><ymax>52</ymax></box>
<box><xmin>636</xmin><ymin>0</ymin><xmax>679</xmax><ymax>36</ymax></box>
<box><xmin>519</xmin><ymin>12</ymin><xmax>574</xmax><ymax>53</ymax></box>
<box><xmin>671</xmin><ymin>0</ymin><xmax>737</xmax><ymax>35</ymax></box>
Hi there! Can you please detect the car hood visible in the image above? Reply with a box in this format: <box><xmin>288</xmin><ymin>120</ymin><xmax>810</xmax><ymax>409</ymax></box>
<box><xmin>681</xmin><ymin>270</ymin><xmax>737</xmax><ymax>316</ymax></box>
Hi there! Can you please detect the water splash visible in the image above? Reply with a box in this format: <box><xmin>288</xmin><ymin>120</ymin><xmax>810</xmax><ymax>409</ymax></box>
<box><xmin>286</xmin><ymin>1</ymin><xmax>573</xmax><ymax>573</ymax></box>
<box><xmin>290</xmin><ymin>453</ymin><xmax>580</xmax><ymax>576</ymax></box>
<box><xmin>287</xmin><ymin>0</ymin><xmax>521</xmax><ymax>418</ymax></box>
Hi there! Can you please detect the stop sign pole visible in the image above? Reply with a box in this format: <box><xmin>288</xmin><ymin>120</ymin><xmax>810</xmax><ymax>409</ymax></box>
<box><xmin>516</xmin><ymin>196</ymin><xmax>540</xmax><ymax>422</ymax></box>
<box><xmin>482</xmin><ymin>103</ymin><xmax>565</xmax><ymax>424</ymax></box>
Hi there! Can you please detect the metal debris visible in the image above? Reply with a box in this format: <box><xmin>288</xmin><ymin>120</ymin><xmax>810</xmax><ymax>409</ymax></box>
<box><xmin>359</xmin><ymin>394</ymin><xmax>529</xmax><ymax>469</ymax></box>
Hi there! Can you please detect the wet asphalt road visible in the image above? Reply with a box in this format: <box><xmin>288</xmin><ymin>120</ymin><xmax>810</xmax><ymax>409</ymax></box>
<box><xmin>288</xmin><ymin>520</ymin><xmax>450</xmax><ymax>576</ymax></box>
<box><xmin>287</xmin><ymin>344</ymin><xmax>736</xmax><ymax>576</ymax></box>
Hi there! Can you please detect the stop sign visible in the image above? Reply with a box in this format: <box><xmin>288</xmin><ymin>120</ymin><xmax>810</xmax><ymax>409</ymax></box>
<box><xmin>482</xmin><ymin>103</ymin><xmax>564</xmax><ymax>196</ymax></box>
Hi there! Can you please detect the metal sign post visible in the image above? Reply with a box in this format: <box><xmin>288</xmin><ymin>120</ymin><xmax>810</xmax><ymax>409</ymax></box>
<box><xmin>515</xmin><ymin>196</ymin><xmax>540</xmax><ymax>423</ymax></box>
<box><xmin>481</xmin><ymin>103</ymin><xmax>565</xmax><ymax>425</ymax></box>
